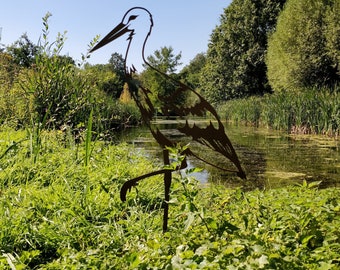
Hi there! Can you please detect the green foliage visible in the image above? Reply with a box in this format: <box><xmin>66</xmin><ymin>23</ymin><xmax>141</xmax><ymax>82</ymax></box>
<box><xmin>178</xmin><ymin>53</ymin><xmax>207</xmax><ymax>107</ymax></box>
<box><xmin>0</xmin><ymin>129</ymin><xmax>339</xmax><ymax>268</ymax></box>
<box><xmin>0</xmin><ymin>52</ymin><xmax>19</xmax><ymax>88</ymax></box>
<box><xmin>201</xmin><ymin>0</ymin><xmax>286</xmax><ymax>103</ymax></box>
<box><xmin>0</xmin><ymin>13</ymin><xmax>140</xmax><ymax>135</ymax></box>
<box><xmin>219</xmin><ymin>86</ymin><xmax>340</xmax><ymax>135</ymax></box>
<box><xmin>108</xmin><ymin>52</ymin><xmax>125</xmax><ymax>87</ymax></box>
<box><xmin>22</xmin><ymin>13</ymin><xmax>95</xmax><ymax>130</ymax></box>
<box><xmin>140</xmin><ymin>46</ymin><xmax>185</xmax><ymax>110</ymax></box>
<box><xmin>6</xmin><ymin>33</ymin><xmax>41</xmax><ymax>68</ymax></box>
<box><xmin>84</xmin><ymin>53</ymin><xmax>125</xmax><ymax>98</ymax></box>
<box><xmin>266</xmin><ymin>0</ymin><xmax>340</xmax><ymax>91</ymax></box>
<box><xmin>179</xmin><ymin>52</ymin><xmax>206</xmax><ymax>90</ymax></box>
<box><xmin>0</xmin><ymin>52</ymin><xmax>31</xmax><ymax>127</ymax></box>
<box><xmin>145</xmin><ymin>46</ymin><xmax>182</xmax><ymax>74</ymax></box>
<box><xmin>95</xmin><ymin>100</ymin><xmax>141</xmax><ymax>134</ymax></box>
<box><xmin>84</xmin><ymin>63</ymin><xmax>124</xmax><ymax>98</ymax></box>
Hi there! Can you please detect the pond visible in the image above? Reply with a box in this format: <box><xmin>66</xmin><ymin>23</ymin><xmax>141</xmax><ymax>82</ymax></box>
<box><xmin>118</xmin><ymin>119</ymin><xmax>340</xmax><ymax>189</ymax></box>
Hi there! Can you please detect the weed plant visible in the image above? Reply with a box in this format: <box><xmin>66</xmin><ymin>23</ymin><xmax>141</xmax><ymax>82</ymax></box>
<box><xmin>0</xmin><ymin>13</ymin><xmax>141</xmax><ymax>134</ymax></box>
<box><xmin>0</xmin><ymin>129</ymin><xmax>339</xmax><ymax>269</ymax></box>
<box><xmin>220</xmin><ymin>87</ymin><xmax>340</xmax><ymax>136</ymax></box>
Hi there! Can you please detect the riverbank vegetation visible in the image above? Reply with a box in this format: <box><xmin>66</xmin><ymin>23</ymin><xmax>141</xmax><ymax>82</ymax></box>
<box><xmin>1</xmin><ymin>0</ymin><xmax>339</xmax><ymax>137</ymax></box>
<box><xmin>199</xmin><ymin>0</ymin><xmax>339</xmax><ymax>136</ymax></box>
<box><xmin>0</xmin><ymin>1</ymin><xmax>339</xmax><ymax>268</ymax></box>
<box><xmin>219</xmin><ymin>87</ymin><xmax>340</xmax><ymax>135</ymax></box>
<box><xmin>0</xmin><ymin>13</ymin><xmax>140</xmax><ymax>137</ymax></box>
<box><xmin>200</xmin><ymin>0</ymin><xmax>339</xmax><ymax>100</ymax></box>
<box><xmin>0</xmin><ymin>129</ymin><xmax>339</xmax><ymax>269</ymax></box>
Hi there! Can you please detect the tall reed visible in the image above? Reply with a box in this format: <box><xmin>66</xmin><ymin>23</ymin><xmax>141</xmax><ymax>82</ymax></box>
<box><xmin>219</xmin><ymin>87</ymin><xmax>339</xmax><ymax>135</ymax></box>
<box><xmin>84</xmin><ymin>109</ymin><xmax>93</xmax><ymax>168</ymax></box>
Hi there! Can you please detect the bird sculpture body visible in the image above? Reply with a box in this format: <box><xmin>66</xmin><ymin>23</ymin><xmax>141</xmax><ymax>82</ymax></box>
<box><xmin>90</xmin><ymin>7</ymin><xmax>246</xmax><ymax>232</ymax></box>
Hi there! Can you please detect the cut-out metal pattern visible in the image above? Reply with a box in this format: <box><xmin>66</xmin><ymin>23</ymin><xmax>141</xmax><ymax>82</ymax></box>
<box><xmin>90</xmin><ymin>7</ymin><xmax>246</xmax><ymax>232</ymax></box>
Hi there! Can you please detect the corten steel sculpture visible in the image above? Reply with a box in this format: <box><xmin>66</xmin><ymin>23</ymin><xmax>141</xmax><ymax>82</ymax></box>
<box><xmin>90</xmin><ymin>7</ymin><xmax>246</xmax><ymax>232</ymax></box>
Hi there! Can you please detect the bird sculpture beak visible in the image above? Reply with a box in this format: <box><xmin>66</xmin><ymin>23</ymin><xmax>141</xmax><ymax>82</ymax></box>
<box><xmin>90</xmin><ymin>22</ymin><xmax>131</xmax><ymax>53</ymax></box>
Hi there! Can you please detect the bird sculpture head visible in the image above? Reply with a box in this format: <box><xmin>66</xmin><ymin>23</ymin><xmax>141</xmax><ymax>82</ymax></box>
<box><xmin>90</xmin><ymin>7</ymin><xmax>153</xmax><ymax>75</ymax></box>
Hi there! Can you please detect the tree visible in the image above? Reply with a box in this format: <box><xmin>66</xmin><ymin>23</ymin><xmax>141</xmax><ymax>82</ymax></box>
<box><xmin>200</xmin><ymin>0</ymin><xmax>286</xmax><ymax>103</ymax></box>
<box><xmin>266</xmin><ymin>0</ymin><xmax>340</xmax><ymax>91</ymax></box>
<box><xmin>109</xmin><ymin>52</ymin><xmax>125</xmax><ymax>74</ymax></box>
<box><xmin>85</xmin><ymin>63</ymin><xmax>123</xmax><ymax>98</ymax></box>
<box><xmin>140</xmin><ymin>46</ymin><xmax>184</xmax><ymax>109</ymax></box>
<box><xmin>179</xmin><ymin>53</ymin><xmax>206</xmax><ymax>90</ymax></box>
<box><xmin>108</xmin><ymin>52</ymin><xmax>125</xmax><ymax>89</ymax></box>
<box><xmin>6</xmin><ymin>33</ymin><xmax>41</xmax><ymax>67</ymax></box>
<box><xmin>145</xmin><ymin>46</ymin><xmax>182</xmax><ymax>74</ymax></box>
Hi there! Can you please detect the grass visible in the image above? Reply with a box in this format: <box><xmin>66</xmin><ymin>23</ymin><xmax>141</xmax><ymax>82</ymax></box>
<box><xmin>0</xmin><ymin>128</ymin><xmax>339</xmax><ymax>269</ymax></box>
<box><xmin>219</xmin><ymin>87</ymin><xmax>340</xmax><ymax>136</ymax></box>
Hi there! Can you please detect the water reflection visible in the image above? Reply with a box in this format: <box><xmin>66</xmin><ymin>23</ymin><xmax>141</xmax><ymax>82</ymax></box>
<box><xmin>119</xmin><ymin>120</ymin><xmax>340</xmax><ymax>189</ymax></box>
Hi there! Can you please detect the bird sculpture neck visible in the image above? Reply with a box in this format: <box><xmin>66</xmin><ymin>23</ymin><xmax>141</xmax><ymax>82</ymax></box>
<box><xmin>123</xmin><ymin>7</ymin><xmax>153</xmax><ymax>77</ymax></box>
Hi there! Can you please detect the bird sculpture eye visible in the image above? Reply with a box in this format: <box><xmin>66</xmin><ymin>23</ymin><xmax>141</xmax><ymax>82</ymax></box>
<box><xmin>128</xmin><ymin>15</ymin><xmax>138</xmax><ymax>22</ymax></box>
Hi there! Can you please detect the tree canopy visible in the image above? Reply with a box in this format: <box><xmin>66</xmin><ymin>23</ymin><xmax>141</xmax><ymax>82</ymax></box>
<box><xmin>144</xmin><ymin>46</ymin><xmax>182</xmax><ymax>74</ymax></box>
<box><xmin>200</xmin><ymin>0</ymin><xmax>286</xmax><ymax>103</ymax></box>
<box><xmin>266</xmin><ymin>0</ymin><xmax>340</xmax><ymax>91</ymax></box>
<box><xmin>6</xmin><ymin>33</ymin><xmax>41</xmax><ymax>68</ymax></box>
<box><xmin>179</xmin><ymin>53</ymin><xmax>206</xmax><ymax>90</ymax></box>
<box><xmin>140</xmin><ymin>46</ymin><xmax>184</xmax><ymax>109</ymax></box>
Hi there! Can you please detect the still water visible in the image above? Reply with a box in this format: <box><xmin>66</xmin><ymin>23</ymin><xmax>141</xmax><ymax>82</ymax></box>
<box><xmin>119</xmin><ymin>120</ymin><xmax>340</xmax><ymax>189</ymax></box>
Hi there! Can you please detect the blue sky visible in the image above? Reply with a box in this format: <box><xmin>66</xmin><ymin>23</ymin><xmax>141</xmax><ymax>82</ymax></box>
<box><xmin>1</xmin><ymin>1</ymin><xmax>231</xmax><ymax>71</ymax></box>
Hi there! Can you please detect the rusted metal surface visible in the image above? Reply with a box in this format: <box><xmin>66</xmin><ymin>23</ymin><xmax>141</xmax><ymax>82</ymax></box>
<box><xmin>90</xmin><ymin>7</ymin><xmax>246</xmax><ymax>232</ymax></box>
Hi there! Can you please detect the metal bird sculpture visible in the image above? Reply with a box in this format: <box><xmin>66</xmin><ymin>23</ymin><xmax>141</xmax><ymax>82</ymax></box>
<box><xmin>90</xmin><ymin>7</ymin><xmax>246</xmax><ymax>232</ymax></box>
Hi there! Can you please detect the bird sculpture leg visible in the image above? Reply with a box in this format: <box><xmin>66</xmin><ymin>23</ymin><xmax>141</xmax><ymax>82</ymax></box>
<box><xmin>120</xmin><ymin>148</ymin><xmax>183</xmax><ymax>233</ymax></box>
<box><xmin>162</xmin><ymin>149</ymin><xmax>171</xmax><ymax>233</ymax></box>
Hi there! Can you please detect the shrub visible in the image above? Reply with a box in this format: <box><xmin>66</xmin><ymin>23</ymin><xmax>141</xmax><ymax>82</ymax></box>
<box><xmin>18</xmin><ymin>13</ymin><xmax>140</xmax><ymax>136</ymax></box>
<box><xmin>266</xmin><ymin>0</ymin><xmax>340</xmax><ymax>91</ymax></box>
<box><xmin>0</xmin><ymin>53</ymin><xmax>30</xmax><ymax>127</ymax></box>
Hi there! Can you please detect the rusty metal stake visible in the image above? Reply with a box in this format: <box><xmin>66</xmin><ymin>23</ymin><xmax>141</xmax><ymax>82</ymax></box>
<box><xmin>162</xmin><ymin>149</ymin><xmax>171</xmax><ymax>232</ymax></box>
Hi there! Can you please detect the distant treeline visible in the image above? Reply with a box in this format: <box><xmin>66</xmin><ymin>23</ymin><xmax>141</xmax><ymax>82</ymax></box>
<box><xmin>0</xmin><ymin>0</ymin><xmax>339</xmax><ymax>137</ymax></box>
